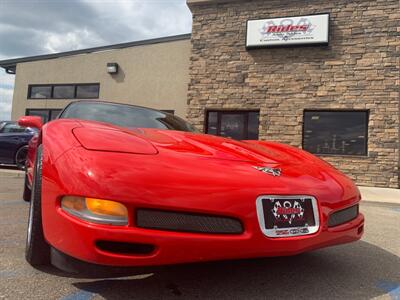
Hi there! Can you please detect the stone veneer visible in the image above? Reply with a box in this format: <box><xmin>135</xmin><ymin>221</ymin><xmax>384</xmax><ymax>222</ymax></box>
<box><xmin>186</xmin><ymin>0</ymin><xmax>400</xmax><ymax>188</ymax></box>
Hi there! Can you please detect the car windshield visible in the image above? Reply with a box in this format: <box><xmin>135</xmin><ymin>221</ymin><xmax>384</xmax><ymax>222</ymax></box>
<box><xmin>59</xmin><ymin>101</ymin><xmax>197</xmax><ymax>132</ymax></box>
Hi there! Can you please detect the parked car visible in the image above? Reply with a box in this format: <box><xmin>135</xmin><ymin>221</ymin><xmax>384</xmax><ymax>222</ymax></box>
<box><xmin>0</xmin><ymin>121</ymin><xmax>37</xmax><ymax>169</ymax></box>
<box><xmin>19</xmin><ymin>100</ymin><xmax>364</xmax><ymax>278</ymax></box>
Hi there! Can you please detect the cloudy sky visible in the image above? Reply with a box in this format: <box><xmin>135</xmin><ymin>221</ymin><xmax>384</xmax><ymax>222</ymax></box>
<box><xmin>0</xmin><ymin>0</ymin><xmax>192</xmax><ymax>120</ymax></box>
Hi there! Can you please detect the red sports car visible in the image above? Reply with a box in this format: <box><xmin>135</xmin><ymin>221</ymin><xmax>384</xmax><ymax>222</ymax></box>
<box><xmin>19</xmin><ymin>100</ymin><xmax>364</xmax><ymax>277</ymax></box>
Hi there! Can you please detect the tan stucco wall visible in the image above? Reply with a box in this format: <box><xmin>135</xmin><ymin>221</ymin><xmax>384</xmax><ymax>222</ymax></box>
<box><xmin>11</xmin><ymin>38</ymin><xmax>191</xmax><ymax>120</ymax></box>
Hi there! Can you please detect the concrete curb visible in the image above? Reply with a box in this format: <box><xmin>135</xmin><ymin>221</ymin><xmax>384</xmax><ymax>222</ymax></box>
<box><xmin>0</xmin><ymin>169</ymin><xmax>24</xmax><ymax>178</ymax></box>
<box><xmin>358</xmin><ymin>186</ymin><xmax>400</xmax><ymax>205</ymax></box>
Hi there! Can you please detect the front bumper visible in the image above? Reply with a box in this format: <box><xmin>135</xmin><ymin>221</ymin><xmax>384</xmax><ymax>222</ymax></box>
<box><xmin>49</xmin><ymin>213</ymin><xmax>364</xmax><ymax>278</ymax></box>
<box><xmin>46</xmin><ymin>203</ymin><xmax>364</xmax><ymax>268</ymax></box>
<box><xmin>41</xmin><ymin>147</ymin><xmax>364</xmax><ymax>269</ymax></box>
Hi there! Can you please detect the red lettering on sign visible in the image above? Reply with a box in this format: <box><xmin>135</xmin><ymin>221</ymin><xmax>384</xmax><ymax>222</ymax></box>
<box><xmin>277</xmin><ymin>207</ymin><xmax>301</xmax><ymax>215</ymax></box>
<box><xmin>266</xmin><ymin>25</ymin><xmax>309</xmax><ymax>33</ymax></box>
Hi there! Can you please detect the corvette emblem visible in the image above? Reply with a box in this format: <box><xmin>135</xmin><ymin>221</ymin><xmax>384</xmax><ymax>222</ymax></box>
<box><xmin>253</xmin><ymin>166</ymin><xmax>281</xmax><ymax>177</ymax></box>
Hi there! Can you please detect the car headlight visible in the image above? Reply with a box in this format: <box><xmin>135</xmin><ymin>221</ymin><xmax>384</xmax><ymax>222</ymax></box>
<box><xmin>61</xmin><ymin>196</ymin><xmax>128</xmax><ymax>225</ymax></box>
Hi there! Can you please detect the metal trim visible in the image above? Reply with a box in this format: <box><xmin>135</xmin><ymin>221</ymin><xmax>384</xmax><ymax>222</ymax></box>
<box><xmin>256</xmin><ymin>195</ymin><xmax>320</xmax><ymax>238</ymax></box>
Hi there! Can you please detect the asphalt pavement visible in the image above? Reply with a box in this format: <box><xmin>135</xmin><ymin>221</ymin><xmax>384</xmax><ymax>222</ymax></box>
<box><xmin>0</xmin><ymin>174</ymin><xmax>399</xmax><ymax>300</ymax></box>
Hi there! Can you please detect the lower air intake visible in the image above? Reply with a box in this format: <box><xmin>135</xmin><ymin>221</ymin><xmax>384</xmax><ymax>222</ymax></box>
<box><xmin>95</xmin><ymin>241</ymin><xmax>155</xmax><ymax>255</ymax></box>
<box><xmin>136</xmin><ymin>209</ymin><xmax>243</xmax><ymax>234</ymax></box>
<box><xmin>328</xmin><ymin>204</ymin><xmax>359</xmax><ymax>227</ymax></box>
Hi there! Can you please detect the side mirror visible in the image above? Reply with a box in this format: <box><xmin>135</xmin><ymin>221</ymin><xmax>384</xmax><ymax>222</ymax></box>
<box><xmin>18</xmin><ymin>116</ymin><xmax>43</xmax><ymax>130</ymax></box>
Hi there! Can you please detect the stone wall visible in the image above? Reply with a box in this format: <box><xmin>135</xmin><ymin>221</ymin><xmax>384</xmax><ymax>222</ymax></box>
<box><xmin>186</xmin><ymin>0</ymin><xmax>399</xmax><ymax>188</ymax></box>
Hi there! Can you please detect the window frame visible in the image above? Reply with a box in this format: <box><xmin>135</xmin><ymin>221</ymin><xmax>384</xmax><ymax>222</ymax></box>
<box><xmin>25</xmin><ymin>108</ymin><xmax>64</xmax><ymax>123</ymax></box>
<box><xmin>205</xmin><ymin>110</ymin><xmax>260</xmax><ymax>140</ymax></box>
<box><xmin>76</xmin><ymin>83</ymin><xmax>101</xmax><ymax>99</ymax></box>
<box><xmin>52</xmin><ymin>84</ymin><xmax>76</xmax><ymax>99</ymax></box>
<box><xmin>27</xmin><ymin>85</ymin><xmax>52</xmax><ymax>99</ymax></box>
<box><xmin>27</xmin><ymin>83</ymin><xmax>100</xmax><ymax>99</ymax></box>
<box><xmin>302</xmin><ymin>109</ymin><xmax>369</xmax><ymax>157</ymax></box>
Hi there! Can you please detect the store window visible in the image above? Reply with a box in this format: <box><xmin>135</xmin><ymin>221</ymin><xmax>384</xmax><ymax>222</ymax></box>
<box><xmin>303</xmin><ymin>110</ymin><xmax>368</xmax><ymax>156</ymax></box>
<box><xmin>206</xmin><ymin>111</ymin><xmax>259</xmax><ymax>140</ymax></box>
<box><xmin>29</xmin><ymin>85</ymin><xmax>52</xmax><ymax>99</ymax></box>
<box><xmin>28</xmin><ymin>83</ymin><xmax>99</xmax><ymax>99</ymax></box>
<box><xmin>26</xmin><ymin>109</ymin><xmax>63</xmax><ymax>123</ymax></box>
<box><xmin>76</xmin><ymin>84</ymin><xmax>100</xmax><ymax>99</ymax></box>
<box><xmin>53</xmin><ymin>85</ymin><xmax>75</xmax><ymax>99</ymax></box>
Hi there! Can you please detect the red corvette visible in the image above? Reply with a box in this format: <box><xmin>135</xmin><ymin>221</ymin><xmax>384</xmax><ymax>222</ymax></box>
<box><xmin>19</xmin><ymin>101</ymin><xmax>364</xmax><ymax>277</ymax></box>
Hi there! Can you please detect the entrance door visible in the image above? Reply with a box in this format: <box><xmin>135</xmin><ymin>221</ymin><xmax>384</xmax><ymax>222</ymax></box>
<box><xmin>206</xmin><ymin>111</ymin><xmax>259</xmax><ymax>140</ymax></box>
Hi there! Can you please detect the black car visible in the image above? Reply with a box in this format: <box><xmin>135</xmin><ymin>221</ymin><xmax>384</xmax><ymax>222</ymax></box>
<box><xmin>0</xmin><ymin>121</ymin><xmax>37</xmax><ymax>168</ymax></box>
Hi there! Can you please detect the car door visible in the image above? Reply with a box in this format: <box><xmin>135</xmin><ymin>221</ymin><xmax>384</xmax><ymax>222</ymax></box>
<box><xmin>0</xmin><ymin>123</ymin><xmax>29</xmax><ymax>164</ymax></box>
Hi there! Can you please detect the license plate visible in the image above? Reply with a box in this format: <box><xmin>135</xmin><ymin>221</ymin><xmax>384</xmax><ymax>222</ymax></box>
<box><xmin>256</xmin><ymin>195</ymin><xmax>319</xmax><ymax>238</ymax></box>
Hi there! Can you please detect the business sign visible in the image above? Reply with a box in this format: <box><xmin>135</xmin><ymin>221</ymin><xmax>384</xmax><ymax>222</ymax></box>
<box><xmin>246</xmin><ymin>14</ymin><xmax>329</xmax><ymax>49</ymax></box>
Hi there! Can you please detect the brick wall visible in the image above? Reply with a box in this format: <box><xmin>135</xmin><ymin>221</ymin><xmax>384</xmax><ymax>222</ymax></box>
<box><xmin>186</xmin><ymin>0</ymin><xmax>400</xmax><ymax>188</ymax></box>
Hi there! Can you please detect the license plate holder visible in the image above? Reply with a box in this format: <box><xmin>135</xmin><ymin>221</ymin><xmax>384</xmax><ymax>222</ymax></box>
<box><xmin>256</xmin><ymin>195</ymin><xmax>320</xmax><ymax>238</ymax></box>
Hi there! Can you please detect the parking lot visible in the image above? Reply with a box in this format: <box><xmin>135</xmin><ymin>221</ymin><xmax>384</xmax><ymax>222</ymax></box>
<box><xmin>0</xmin><ymin>173</ymin><xmax>399</xmax><ymax>300</ymax></box>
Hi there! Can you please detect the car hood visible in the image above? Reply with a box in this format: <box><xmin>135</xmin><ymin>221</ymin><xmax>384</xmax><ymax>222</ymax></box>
<box><xmin>74</xmin><ymin>121</ymin><xmax>328</xmax><ymax>168</ymax></box>
<box><xmin>138</xmin><ymin>128</ymin><xmax>287</xmax><ymax>165</ymax></box>
<box><xmin>54</xmin><ymin>120</ymin><xmax>358</xmax><ymax>203</ymax></box>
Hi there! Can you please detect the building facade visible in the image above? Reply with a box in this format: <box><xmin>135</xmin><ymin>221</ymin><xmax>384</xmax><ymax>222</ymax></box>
<box><xmin>186</xmin><ymin>0</ymin><xmax>399</xmax><ymax>188</ymax></box>
<box><xmin>1</xmin><ymin>0</ymin><xmax>399</xmax><ymax>188</ymax></box>
<box><xmin>1</xmin><ymin>35</ymin><xmax>191</xmax><ymax>121</ymax></box>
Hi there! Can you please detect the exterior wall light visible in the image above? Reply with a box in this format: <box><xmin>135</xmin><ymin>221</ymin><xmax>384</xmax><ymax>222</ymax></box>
<box><xmin>107</xmin><ymin>62</ymin><xmax>118</xmax><ymax>74</ymax></box>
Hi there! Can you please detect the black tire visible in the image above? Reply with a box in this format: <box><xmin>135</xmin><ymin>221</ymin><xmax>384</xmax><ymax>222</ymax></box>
<box><xmin>23</xmin><ymin>174</ymin><xmax>31</xmax><ymax>202</ymax></box>
<box><xmin>15</xmin><ymin>145</ymin><xmax>28</xmax><ymax>170</ymax></box>
<box><xmin>26</xmin><ymin>145</ymin><xmax>50</xmax><ymax>266</ymax></box>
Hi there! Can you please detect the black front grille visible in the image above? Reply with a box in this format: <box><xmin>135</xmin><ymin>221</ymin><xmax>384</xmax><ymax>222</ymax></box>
<box><xmin>328</xmin><ymin>204</ymin><xmax>359</xmax><ymax>227</ymax></box>
<box><xmin>136</xmin><ymin>209</ymin><xmax>243</xmax><ymax>234</ymax></box>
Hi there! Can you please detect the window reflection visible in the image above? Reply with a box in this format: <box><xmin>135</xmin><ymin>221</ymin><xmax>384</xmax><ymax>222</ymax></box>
<box><xmin>60</xmin><ymin>102</ymin><xmax>196</xmax><ymax>132</ymax></box>
<box><xmin>206</xmin><ymin>111</ymin><xmax>260</xmax><ymax>140</ymax></box>
<box><xmin>76</xmin><ymin>85</ymin><xmax>100</xmax><ymax>99</ymax></box>
<box><xmin>26</xmin><ymin>109</ymin><xmax>63</xmax><ymax>123</ymax></box>
<box><xmin>303</xmin><ymin>111</ymin><xmax>368</xmax><ymax>156</ymax></box>
<box><xmin>29</xmin><ymin>86</ymin><xmax>52</xmax><ymax>99</ymax></box>
<box><xmin>28</xmin><ymin>84</ymin><xmax>99</xmax><ymax>99</ymax></box>
<box><xmin>53</xmin><ymin>85</ymin><xmax>75</xmax><ymax>99</ymax></box>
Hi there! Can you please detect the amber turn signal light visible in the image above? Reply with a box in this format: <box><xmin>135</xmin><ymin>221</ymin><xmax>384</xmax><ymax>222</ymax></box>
<box><xmin>61</xmin><ymin>196</ymin><xmax>128</xmax><ymax>225</ymax></box>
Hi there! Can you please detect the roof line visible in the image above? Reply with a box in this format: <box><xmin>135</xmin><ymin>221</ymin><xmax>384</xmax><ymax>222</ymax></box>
<box><xmin>0</xmin><ymin>33</ymin><xmax>192</xmax><ymax>71</ymax></box>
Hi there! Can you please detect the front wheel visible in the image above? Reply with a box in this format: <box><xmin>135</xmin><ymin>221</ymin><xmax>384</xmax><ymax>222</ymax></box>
<box><xmin>15</xmin><ymin>145</ymin><xmax>28</xmax><ymax>170</ymax></box>
<box><xmin>23</xmin><ymin>174</ymin><xmax>31</xmax><ymax>202</ymax></box>
<box><xmin>26</xmin><ymin>145</ymin><xmax>50</xmax><ymax>266</ymax></box>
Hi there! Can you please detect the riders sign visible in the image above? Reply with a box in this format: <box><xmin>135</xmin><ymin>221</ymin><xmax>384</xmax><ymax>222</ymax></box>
<box><xmin>246</xmin><ymin>14</ymin><xmax>330</xmax><ymax>48</ymax></box>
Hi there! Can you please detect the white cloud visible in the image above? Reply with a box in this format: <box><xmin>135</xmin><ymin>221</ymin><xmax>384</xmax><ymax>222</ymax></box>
<box><xmin>0</xmin><ymin>82</ymin><xmax>14</xmax><ymax>121</ymax></box>
<box><xmin>43</xmin><ymin>28</ymin><xmax>105</xmax><ymax>53</ymax></box>
<box><xmin>0</xmin><ymin>68</ymin><xmax>15</xmax><ymax>120</ymax></box>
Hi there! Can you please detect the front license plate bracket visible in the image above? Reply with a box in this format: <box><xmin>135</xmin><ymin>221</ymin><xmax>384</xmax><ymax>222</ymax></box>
<box><xmin>256</xmin><ymin>195</ymin><xmax>320</xmax><ymax>238</ymax></box>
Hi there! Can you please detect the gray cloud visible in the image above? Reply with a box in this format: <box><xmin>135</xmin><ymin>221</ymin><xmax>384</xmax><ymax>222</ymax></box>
<box><xmin>0</xmin><ymin>0</ymin><xmax>191</xmax><ymax>57</ymax></box>
<box><xmin>0</xmin><ymin>0</ymin><xmax>192</xmax><ymax>119</ymax></box>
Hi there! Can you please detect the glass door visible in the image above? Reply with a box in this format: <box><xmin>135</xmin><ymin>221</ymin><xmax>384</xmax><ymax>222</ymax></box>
<box><xmin>206</xmin><ymin>111</ymin><xmax>260</xmax><ymax>140</ymax></box>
